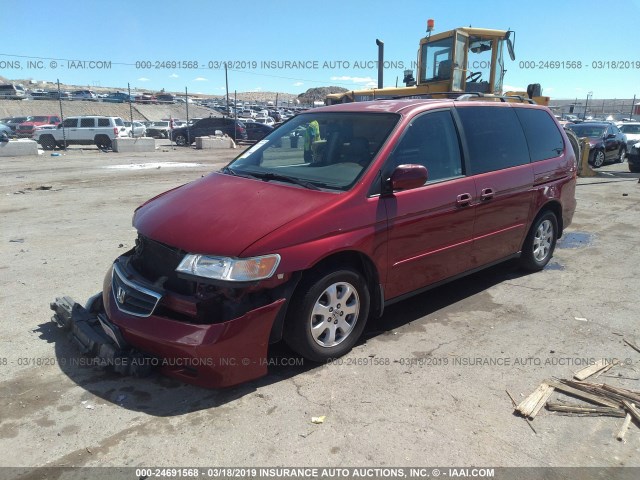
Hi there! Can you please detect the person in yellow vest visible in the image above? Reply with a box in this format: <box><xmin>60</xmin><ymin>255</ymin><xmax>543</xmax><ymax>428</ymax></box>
<box><xmin>304</xmin><ymin>120</ymin><xmax>321</xmax><ymax>163</ymax></box>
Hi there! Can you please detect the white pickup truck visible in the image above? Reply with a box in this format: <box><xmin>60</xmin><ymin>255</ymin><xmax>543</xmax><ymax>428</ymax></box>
<box><xmin>33</xmin><ymin>115</ymin><xmax>128</xmax><ymax>150</ymax></box>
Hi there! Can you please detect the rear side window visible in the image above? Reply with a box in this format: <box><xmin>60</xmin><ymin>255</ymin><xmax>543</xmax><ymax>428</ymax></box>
<box><xmin>114</xmin><ymin>118</ymin><xmax>124</xmax><ymax>126</ymax></box>
<box><xmin>80</xmin><ymin>118</ymin><xmax>95</xmax><ymax>128</ymax></box>
<box><xmin>62</xmin><ymin>118</ymin><xmax>77</xmax><ymax>128</ymax></box>
<box><xmin>515</xmin><ymin>108</ymin><xmax>564</xmax><ymax>161</ymax></box>
<box><xmin>457</xmin><ymin>106</ymin><xmax>530</xmax><ymax>174</ymax></box>
<box><xmin>97</xmin><ymin>118</ymin><xmax>110</xmax><ymax>127</ymax></box>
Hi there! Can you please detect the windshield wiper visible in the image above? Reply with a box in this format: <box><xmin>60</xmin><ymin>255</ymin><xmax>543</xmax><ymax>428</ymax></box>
<box><xmin>249</xmin><ymin>171</ymin><xmax>321</xmax><ymax>190</ymax></box>
<box><xmin>222</xmin><ymin>167</ymin><xmax>260</xmax><ymax>180</ymax></box>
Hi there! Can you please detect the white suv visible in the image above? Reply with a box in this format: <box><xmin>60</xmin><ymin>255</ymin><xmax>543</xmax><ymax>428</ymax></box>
<box><xmin>34</xmin><ymin>116</ymin><xmax>128</xmax><ymax>150</ymax></box>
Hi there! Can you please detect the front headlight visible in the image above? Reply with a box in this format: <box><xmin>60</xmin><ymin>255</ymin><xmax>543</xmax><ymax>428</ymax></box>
<box><xmin>176</xmin><ymin>254</ymin><xmax>280</xmax><ymax>282</ymax></box>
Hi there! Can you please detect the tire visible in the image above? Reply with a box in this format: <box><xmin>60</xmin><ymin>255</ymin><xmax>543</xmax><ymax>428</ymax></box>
<box><xmin>95</xmin><ymin>135</ymin><xmax>112</xmax><ymax>150</ymax></box>
<box><xmin>39</xmin><ymin>135</ymin><xmax>56</xmax><ymax>150</ymax></box>
<box><xmin>617</xmin><ymin>147</ymin><xmax>626</xmax><ymax>163</ymax></box>
<box><xmin>520</xmin><ymin>211</ymin><xmax>558</xmax><ymax>272</ymax></box>
<box><xmin>629</xmin><ymin>164</ymin><xmax>640</xmax><ymax>173</ymax></box>
<box><xmin>175</xmin><ymin>134</ymin><xmax>188</xmax><ymax>146</ymax></box>
<box><xmin>591</xmin><ymin>149</ymin><xmax>605</xmax><ymax>168</ymax></box>
<box><xmin>284</xmin><ymin>268</ymin><xmax>370</xmax><ymax>362</ymax></box>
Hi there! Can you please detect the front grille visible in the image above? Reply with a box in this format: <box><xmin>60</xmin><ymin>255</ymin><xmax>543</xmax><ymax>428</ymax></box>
<box><xmin>130</xmin><ymin>234</ymin><xmax>194</xmax><ymax>295</ymax></box>
<box><xmin>112</xmin><ymin>263</ymin><xmax>162</xmax><ymax>317</ymax></box>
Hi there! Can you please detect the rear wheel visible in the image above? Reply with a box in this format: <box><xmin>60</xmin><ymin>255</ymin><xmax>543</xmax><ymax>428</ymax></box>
<box><xmin>284</xmin><ymin>268</ymin><xmax>370</xmax><ymax>362</ymax></box>
<box><xmin>39</xmin><ymin>135</ymin><xmax>56</xmax><ymax>150</ymax></box>
<box><xmin>95</xmin><ymin>135</ymin><xmax>112</xmax><ymax>150</ymax></box>
<box><xmin>520</xmin><ymin>211</ymin><xmax>558</xmax><ymax>271</ymax></box>
<box><xmin>591</xmin><ymin>149</ymin><xmax>605</xmax><ymax>168</ymax></box>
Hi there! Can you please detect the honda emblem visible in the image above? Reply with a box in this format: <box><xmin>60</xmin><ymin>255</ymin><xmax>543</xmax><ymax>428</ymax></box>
<box><xmin>116</xmin><ymin>286</ymin><xmax>127</xmax><ymax>304</ymax></box>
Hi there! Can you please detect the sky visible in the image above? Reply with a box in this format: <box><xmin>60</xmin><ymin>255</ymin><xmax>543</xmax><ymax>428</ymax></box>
<box><xmin>1</xmin><ymin>0</ymin><xmax>639</xmax><ymax>100</ymax></box>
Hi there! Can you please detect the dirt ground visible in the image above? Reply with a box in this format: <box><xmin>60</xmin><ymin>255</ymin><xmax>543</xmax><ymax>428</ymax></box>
<box><xmin>1</xmin><ymin>143</ymin><xmax>639</xmax><ymax>472</ymax></box>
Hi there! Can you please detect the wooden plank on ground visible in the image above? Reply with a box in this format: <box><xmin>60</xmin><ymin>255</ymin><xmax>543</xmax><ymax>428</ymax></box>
<box><xmin>546</xmin><ymin>402</ymin><xmax>626</xmax><ymax>418</ymax></box>
<box><xmin>517</xmin><ymin>383</ymin><xmax>553</xmax><ymax>417</ymax></box>
<box><xmin>617</xmin><ymin>412</ymin><xmax>633</xmax><ymax>442</ymax></box>
<box><xmin>548</xmin><ymin>380</ymin><xmax>621</xmax><ymax>408</ymax></box>
<box><xmin>622</xmin><ymin>400</ymin><xmax>640</xmax><ymax>425</ymax></box>
<box><xmin>574</xmin><ymin>359</ymin><xmax>609</xmax><ymax>381</ymax></box>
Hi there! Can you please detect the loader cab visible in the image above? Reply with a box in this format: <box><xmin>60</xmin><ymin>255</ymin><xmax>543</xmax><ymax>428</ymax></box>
<box><xmin>417</xmin><ymin>27</ymin><xmax>515</xmax><ymax>95</ymax></box>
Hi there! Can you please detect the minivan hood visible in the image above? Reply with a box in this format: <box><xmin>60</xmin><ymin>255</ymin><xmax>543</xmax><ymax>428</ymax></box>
<box><xmin>133</xmin><ymin>172</ymin><xmax>335</xmax><ymax>256</ymax></box>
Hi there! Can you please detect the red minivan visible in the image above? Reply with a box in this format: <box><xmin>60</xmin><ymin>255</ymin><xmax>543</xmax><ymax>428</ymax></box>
<box><xmin>52</xmin><ymin>97</ymin><xmax>577</xmax><ymax>388</ymax></box>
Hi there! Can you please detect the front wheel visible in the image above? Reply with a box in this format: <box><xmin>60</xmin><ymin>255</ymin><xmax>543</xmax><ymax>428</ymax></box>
<box><xmin>520</xmin><ymin>211</ymin><xmax>558</xmax><ymax>271</ymax></box>
<box><xmin>174</xmin><ymin>134</ymin><xmax>187</xmax><ymax>146</ymax></box>
<box><xmin>617</xmin><ymin>147</ymin><xmax>626</xmax><ymax>163</ymax></box>
<box><xmin>591</xmin><ymin>149</ymin><xmax>605</xmax><ymax>168</ymax></box>
<box><xmin>284</xmin><ymin>268</ymin><xmax>370</xmax><ymax>362</ymax></box>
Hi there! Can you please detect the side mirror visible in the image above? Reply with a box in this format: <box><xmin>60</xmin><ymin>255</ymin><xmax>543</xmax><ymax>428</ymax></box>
<box><xmin>388</xmin><ymin>164</ymin><xmax>428</xmax><ymax>192</ymax></box>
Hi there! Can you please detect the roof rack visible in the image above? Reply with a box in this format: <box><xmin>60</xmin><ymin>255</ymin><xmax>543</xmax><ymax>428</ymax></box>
<box><xmin>384</xmin><ymin>92</ymin><xmax>536</xmax><ymax>104</ymax></box>
<box><xmin>455</xmin><ymin>92</ymin><xmax>536</xmax><ymax>104</ymax></box>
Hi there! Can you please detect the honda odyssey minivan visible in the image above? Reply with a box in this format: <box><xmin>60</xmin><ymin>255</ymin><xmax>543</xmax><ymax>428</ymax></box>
<box><xmin>52</xmin><ymin>97</ymin><xmax>577</xmax><ymax>388</ymax></box>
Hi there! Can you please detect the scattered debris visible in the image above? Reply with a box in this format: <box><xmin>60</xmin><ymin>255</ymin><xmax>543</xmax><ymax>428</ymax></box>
<box><xmin>506</xmin><ymin>390</ymin><xmax>537</xmax><ymax>434</ymax></box>
<box><xmin>623</xmin><ymin>339</ymin><xmax>640</xmax><ymax>355</ymax></box>
<box><xmin>36</xmin><ymin>185</ymin><xmax>53</xmax><ymax>190</ymax></box>
<box><xmin>9</xmin><ymin>238</ymin><xmax>24</xmax><ymax>243</ymax></box>
<box><xmin>574</xmin><ymin>317</ymin><xmax>588</xmax><ymax>322</ymax></box>
<box><xmin>546</xmin><ymin>402</ymin><xmax>626</xmax><ymax>418</ymax></box>
<box><xmin>512</xmin><ymin>353</ymin><xmax>640</xmax><ymax>442</ymax></box>
<box><xmin>617</xmin><ymin>411</ymin><xmax>633</xmax><ymax>442</ymax></box>
<box><xmin>574</xmin><ymin>359</ymin><xmax>617</xmax><ymax>381</ymax></box>
<box><xmin>311</xmin><ymin>416</ymin><xmax>326</xmax><ymax>424</ymax></box>
<box><xmin>516</xmin><ymin>382</ymin><xmax>554</xmax><ymax>418</ymax></box>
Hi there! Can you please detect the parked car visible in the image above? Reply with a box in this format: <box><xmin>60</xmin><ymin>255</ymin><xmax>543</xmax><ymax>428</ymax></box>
<box><xmin>2</xmin><ymin>116</ymin><xmax>31</xmax><ymax>133</ymax></box>
<box><xmin>47</xmin><ymin>90</ymin><xmax>72</xmax><ymax>100</ymax></box>
<box><xmin>103</xmin><ymin>92</ymin><xmax>134</xmax><ymax>103</ymax></box>
<box><xmin>618</xmin><ymin>122</ymin><xmax>640</xmax><ymax>152</ymax></box>
<box><xmin>16</xmin><ymin>115</ymin><xmax>61</xmax><ymax>138</ymax></box>
<box><xmin>628</xmin><ymin>142</ymin><xmax>640</xmax><ymax>173</ymax></box>
<box><xmin>566</xmin><ymin>122</ymin><xmax>626</xmax><ymax>167</ymax></box>
<box><xmin>146</xmin><ymin>121</ymin><xmax>171</xmax><ymax>138</ymax></box>
<box><xmin>255</xmin><ymin>116</ymin><xmax>275</xmax><ymax>126</ymax></box>
<box><xmin>244</xmin><ymin>121</ymin><xmax>274</xmax><ymax>141</ymax></box>
<box><xmin>171</xmin><ymin>117</ymin><xmax>248</xmax><ymax>145</ymax></box>
<box><xmin>156</xmin><ymin>94</ymin><xmax>176</xmax><ymax>104</ymax></box>
<box><xmin>124</xmin><ymin>121</ymin><xmax>147</xmax><ymax>137</ymax></box>
<box><xmin>71</xmin><ymin>90</ymin><xmax>98</xmax><ymax>101</ymax></box>
<box><xmin>0</xmin><ymin>123</ymin><xmax>12</xmax><ymax>137</ymax></box>
<box><xmin>0</xmin><ymin>83</ymin><xmax>27</xmax><ymax>99</ymax></box>
<box><xmin>50</xmin><ymin>98</ymin><xmax>576</xmax><ymax>388</ymax></box>
<box><xmin>135</xmin><ymin>93</ymin><xmax>158</xmax><ymax>104</ymax></box>
<box><xmin>33</xmin><ymin>116</ymin><xmax>127</xmax><ymax>150</ymax></box>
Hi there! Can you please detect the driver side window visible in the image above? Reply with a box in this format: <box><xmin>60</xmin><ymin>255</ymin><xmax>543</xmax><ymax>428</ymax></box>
<box><xmin>387</xmin><ymin>110</ymin><xmax>464</xmax><ymax>183</ymax></box>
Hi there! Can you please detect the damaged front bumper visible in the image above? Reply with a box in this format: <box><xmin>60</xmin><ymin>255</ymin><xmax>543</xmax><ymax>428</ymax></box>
<box><xmin>50</xmin><ymin>290</ymin><xmax>286</xmax><ymax>388</ymax></box>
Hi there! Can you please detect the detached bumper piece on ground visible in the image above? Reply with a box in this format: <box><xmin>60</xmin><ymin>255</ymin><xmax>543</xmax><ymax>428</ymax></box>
<box><xmin>50</xmin><ymin>296</ymin><xmax>154</xmax><ymax>377</ymax></box>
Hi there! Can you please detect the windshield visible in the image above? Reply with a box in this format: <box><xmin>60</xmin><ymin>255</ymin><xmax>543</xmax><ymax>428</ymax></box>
<box><xmin>620</xmin><ymin>124</ymin><xmax>640</xmax><ymax>134</ymax></box>
<box><xmin>153</xmin><ymin>122</ymin><xmax>169</xmax><ymax>127</ymax></box>
<box><xmin>567</xmin><ymin>124</ymin><xmax>606</xmax><ymax>138</ymax></box>
<box><xmin>228</xmin><ymin>112</ymin><xmax>399</xmax><ymax>191</ymax></box>
<box><xmin>31</xmin><ymin>116</ymin><xmax>48</xmax><ymax>122</ymax></box>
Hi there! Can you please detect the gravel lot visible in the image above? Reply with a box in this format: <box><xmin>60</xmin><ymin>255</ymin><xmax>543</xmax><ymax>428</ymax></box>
<box><xmin>1</xmin><ymin>145</ymin><xmax>639</xmax><ymax>473</ymax></box>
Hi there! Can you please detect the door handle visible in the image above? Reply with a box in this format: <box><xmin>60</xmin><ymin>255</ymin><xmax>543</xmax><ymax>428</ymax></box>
<box><xmin>480</xmin><ymin>188</ymin><xmax>494</xmax><ymax>201</ymax></box>
<box><xmin>456</xmin><ymin>193</ymin><xmax>472</xmax><ymax>207</ymax></box>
